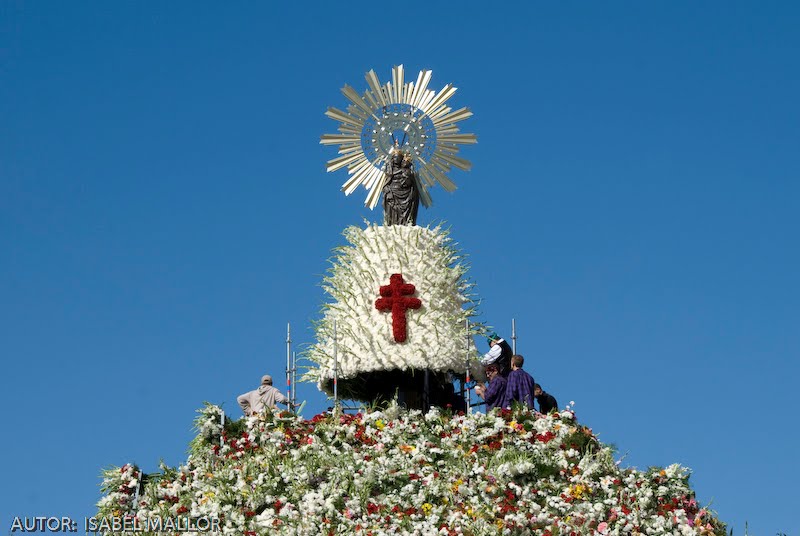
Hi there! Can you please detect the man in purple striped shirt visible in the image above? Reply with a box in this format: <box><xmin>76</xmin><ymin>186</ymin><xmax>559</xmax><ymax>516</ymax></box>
<box><xmin>474</xmin><ymin>364</ymin><xmax>507</xmax><ymax>410</ymax></box>
<box><xmin>505</xmin><ymin>355</ymin><xmax>536</xmax><ymax>409</ymax></box>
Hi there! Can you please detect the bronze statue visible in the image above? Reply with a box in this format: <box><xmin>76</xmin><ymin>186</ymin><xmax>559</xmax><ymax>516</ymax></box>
<box><xmin>382</xmin><ymin>150</ymin><xmax>420</xmax><ymax>226</ymax></box>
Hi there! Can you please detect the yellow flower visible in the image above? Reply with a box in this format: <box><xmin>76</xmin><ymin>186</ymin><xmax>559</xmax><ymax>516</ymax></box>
<box><xmin>569</xmin><ymin>484</ymin><xmax>587</xmax><ymax>499</ymax></box>
<box><xmin>375</xmin><ymin>419</ymin><xmax>385</xmax><ymax>430</ymax></box>
<box><xmin>421</xmin><ymin>503</ymin><xmax>433</xmax><ymax>516</ymax></box>
<box><xmin>451</xmin><ymin>479</ymin><xmax>464</xmax><ymax>493</ymax></box>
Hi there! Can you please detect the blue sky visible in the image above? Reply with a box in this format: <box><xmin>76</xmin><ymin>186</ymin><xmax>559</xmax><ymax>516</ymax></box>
<box><xmin>1</xmin><ymin>2</ymin><xmax>798</xmax><ymax>534</ymax></box>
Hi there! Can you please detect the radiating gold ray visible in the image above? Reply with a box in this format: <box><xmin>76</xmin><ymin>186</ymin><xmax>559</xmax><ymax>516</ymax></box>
<box><xmin>325</xmin><ymin>107</ymin><xmax>360</xmax><ymax>127</ymax></box>
<box><xmin>363</xmin><ymin>88</ymin><xmax>379</xmax><ymax>109</ymax></box>
<box><xmin>342</xmin><ymin>85</ymin><xmax>376</xmax><ymax>117</ymax></box>
<box><xmin>424</xmin><ymin>85</ymin><xmax>457</xmax><ymax>115</ymax></box>
<box><xmin>434</xmin><ymin>152</ymin><xmax>472</xmax><ymax>171</ymax></box>
<box><xmin>337</xmin><ymin>145</ymin><xmax>363</xmax><ymax>155</ymax></box>
<box><xmin>427</xmin><ymin>105</ymin><xmax>453</xmax><ymax>122</ymax></box>
<box><xmin>435</xmin><ymin>125</ymin><xmax>461</xmax><ymax>136</ymax></box>
<box><xmin>416</xmin><ymin>89</ymin><xmax>436</xmax><ymax>112</ymax></box>
<box><xmin>384</xmin><ymin>82</ymin><xmax>392</xmax><ymax>104</ymax></box>
<box><xmin>393</xmin><ymin>65</ymin><xmax>404</xmax><ymax>104</ymax></box>
<box><xmin>417</xmin><ymin>166</ymin><xmax>436</xmax><ymax>187</ymax></box>
<box><xmin>431</xmin><ymin>158</ymin><xmax>452</xmax><ymax>174</ymax></box>
<box><xmin>337</xmin><ymin>125</ymin><xmax>362</xmax><ymax>135</ymax></box>
<box><xmin>411</xmin><ymin>70</ymin><xmax>432</xmax><ymax>109</ymax></box>
<box><xmin>433</xmin><ymin>107</ymin><xmax>473</xmax><ymax>126</ymax></box>
<box><xmin>428</xmin><ymin>165</ymin><xmax>458</xmax><ymax>192</ymax></box>
<box><xmin>326</xmin><ymin>152</ymin><xmax>365</xmax><ymax>172</ymax></box>
<box><xmin>320</xmin><ymin>134</ymin><xmax>361</xmax><ymax>145</ymax></box>
<box><xmin>437</xmin><ymin>143</ymin><xmax>461</xmax><ymax>154</ymax></box>
<box><xmin>364</xmin><ymin>165</ymin><xmax>383</xmax><ymax>191</ymax></box>
<box><xmin>365</xmin><ymin>173</ymin><xmax>385</xmax><ymax>209</ymax></box>
<box><xmin>415</xmin><ymin>174</ymin><xmax>433</xmax><ymax>208</ymax></box>
<box><xmin>365</xmin><ymin>70</ymin><xmax>387</xmax><ymax>108</ymax></box>
<box><xmin>342</xmin><ymin>175</ymin><xmax>363</xmax><ymax>195</ymax></box>
<box><xmin>404</xmin><ymin>82</ymin><xmax>413</xmax><ymax>105</ymax></box>
<box><xmin>345</xmin><ymin>103</ymin><xmax>368</xmax><ymax>121</ymax></box>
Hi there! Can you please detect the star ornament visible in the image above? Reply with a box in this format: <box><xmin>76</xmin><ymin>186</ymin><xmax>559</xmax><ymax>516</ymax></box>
<box><xmin>321</xmin><ymin>65</ymin><xmax>477</xmax><ymax>210</ymax></box>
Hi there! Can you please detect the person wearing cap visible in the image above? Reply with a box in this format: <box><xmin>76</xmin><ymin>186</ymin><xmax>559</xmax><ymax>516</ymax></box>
<box><xmin>480</xmin><ymin>332</ymin><xmax>513</xmax><ymax>377</ymax></box>
<box><xmin>237</xmin><ymin>374</ymin><xmax>291</xmax><ymax>416</ymax></box>
<box><xmin>474</xmin><ymin>364</ymin><xmax>508</xmax><ymax>410</ymax></box>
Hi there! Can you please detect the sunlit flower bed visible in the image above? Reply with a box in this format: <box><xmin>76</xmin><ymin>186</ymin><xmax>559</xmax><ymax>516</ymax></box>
<box><xmin>97</xmin><ymin>404</ymin><xmax>725</xmax><ymax>535</ymax></box>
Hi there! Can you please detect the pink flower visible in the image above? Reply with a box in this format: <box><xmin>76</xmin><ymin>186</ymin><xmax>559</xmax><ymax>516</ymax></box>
<box><xmin>598</xmin><ymin>522</ymin><xmax>609</xmax><ymax>534</ymax></box>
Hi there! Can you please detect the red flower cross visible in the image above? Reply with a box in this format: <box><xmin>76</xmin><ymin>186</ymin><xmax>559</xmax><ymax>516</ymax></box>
<box><xmin>375</xmin><ymin>273</ymin><xmax>422</xmax><ymax>342</ymax></box>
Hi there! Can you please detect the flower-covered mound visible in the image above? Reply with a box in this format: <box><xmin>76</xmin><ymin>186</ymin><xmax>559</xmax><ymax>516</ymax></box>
<box><xmin>97</xmin><ymin>404</ymin><xmax>725</xmax><ymax>535</ymax></box>
<box><xmin>305</xmin><ymin>223</ymin><xmax>483</xmax><ymax>401</ymax></box>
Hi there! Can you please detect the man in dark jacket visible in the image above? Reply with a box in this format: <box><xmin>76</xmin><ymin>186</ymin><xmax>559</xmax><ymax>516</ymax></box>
<box><xmin>534</xmin><ymin>383</ymin><xmax>558</xmax><ymax>414</ymax></box>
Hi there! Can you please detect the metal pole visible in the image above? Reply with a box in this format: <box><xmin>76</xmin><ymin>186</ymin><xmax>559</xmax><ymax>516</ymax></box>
<box><xmin>286</xmin><ymin>323</ymin><xmax>292</xmax><ymax>403</ymax></box>
<box><xmin>220</xmin><ymin>409</ymin><xmax>225</xmax><ymax>447</ymax></box>
<box><xmin>465</xmin><ymin>319</ymin><xmax>472</xmax><ymax>414</ymax></box>
<box><xmin>291</xmin><ymin>350</ymin><xmax>297</xmax><ymax>407</ymax></box>
<box><xmin>132</xmin><ymin>470</ymin><xmax>142</xmax><ymax>512</ymax></box>
<box><xmin>333</xmin><ymin>319</ymin><xmax>339</xmax><ymax>408</ymax></box>
<box><xmin>512</xmin><ymin>318</ymin><xmax>517</xmax><ymax>354</ymax></box>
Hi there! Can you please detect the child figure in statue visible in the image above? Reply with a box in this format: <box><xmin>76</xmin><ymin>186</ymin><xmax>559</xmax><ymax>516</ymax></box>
<box><xmin>382</xmin><ymin>150</ymin><xmax>420</xmax><ymax>226</ymax></box>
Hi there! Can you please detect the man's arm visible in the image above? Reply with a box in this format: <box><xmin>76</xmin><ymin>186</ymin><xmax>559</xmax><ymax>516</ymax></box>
<box><xmin>272</xmin><ymin>388</ymin><xmax>291</xmax><ymax>406</ymax></box>
<box><xmin>237</xmin><ymin>393</ymin><xmax>251</xmax><ymax>416</ymax></box>
<box><xmin>481</xmin><ymin>344</ymin><xmax>502</xmax><ymax>365</ymax></box>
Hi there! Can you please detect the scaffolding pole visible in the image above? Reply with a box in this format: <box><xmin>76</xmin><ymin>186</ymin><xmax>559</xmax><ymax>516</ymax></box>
<box><xmin>512</xmin><ymin>318</ymin><xmax>517</xmax><ymax>354</ymax></box>
<box><xmin>333</xmin><ymin>318</ymin><xmax>339</xmax><ymax>409</ymax></box>
<box><xmin>220</xmin><ymin>409</ymin><xmax>225</xmax><ymax>447</ymax></box>
<box><xmin>286</xmin><ymin>323</ymin><xmax>292</xmax><ymax>404</ymax></box>
<box><xmin>291</xmin><ymin>351</ymin><xmax>297</xmax><ymax>407</ymax></box>
<box><xmin>132</xmin><ymin>469</ymin><xmax>142</xmax><ymax>512</ymax></box>
<box><xmin>465</xmin><ymin>319</ymin><xmax>472</xmax><ymax>414</ymax></box>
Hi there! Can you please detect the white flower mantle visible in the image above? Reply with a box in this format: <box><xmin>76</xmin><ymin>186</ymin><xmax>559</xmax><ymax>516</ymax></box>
<box><xmin>305</xmin><ymin>223</ymin><xmax>482</xmax><ymax>394</ymax></box>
